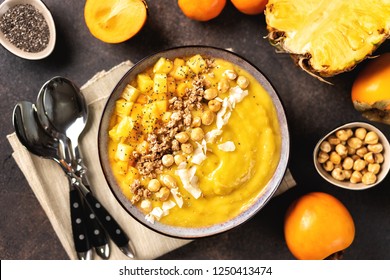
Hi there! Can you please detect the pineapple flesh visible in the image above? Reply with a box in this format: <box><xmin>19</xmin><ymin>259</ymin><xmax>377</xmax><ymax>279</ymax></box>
<box><xmin>265</xmin><ymin>0</ymin><xmax>390</xmax><ymax>78</ymax></box>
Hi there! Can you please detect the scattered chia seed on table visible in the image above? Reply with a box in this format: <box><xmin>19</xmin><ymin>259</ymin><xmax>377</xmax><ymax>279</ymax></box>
<box><xmin>0</xmin><ymin>4</ymin><xmax>50</xmax><ymax>53</ymax></box>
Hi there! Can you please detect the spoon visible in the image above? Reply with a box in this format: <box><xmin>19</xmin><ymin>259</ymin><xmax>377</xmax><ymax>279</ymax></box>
<box><xmin>12</xmin><ymin>101</ymin><xmax>92</xmax><ymax>260</ymax></box>
<box><xmin>36</xmin><ymin>76</ymin><xmax>136</xmax><ymax>259</ymax></box>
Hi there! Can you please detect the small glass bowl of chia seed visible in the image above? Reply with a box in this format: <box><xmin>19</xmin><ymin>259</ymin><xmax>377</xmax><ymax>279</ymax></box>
<box><xmin>0</xmin><ymin>0</ymin><xmax>56</xmax><ymax>60</ymax></box>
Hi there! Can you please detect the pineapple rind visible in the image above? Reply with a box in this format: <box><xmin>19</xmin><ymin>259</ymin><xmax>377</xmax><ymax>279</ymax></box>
<box><xmin>265</xmin><ymin>0</ymin><xmax>390</xmax><ymax>77</ymax></box>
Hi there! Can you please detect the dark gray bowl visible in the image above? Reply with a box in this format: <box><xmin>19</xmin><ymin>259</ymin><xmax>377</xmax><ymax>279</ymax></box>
<box><xmin>98</xmin><ymin>46</ymin><xmax>290</xmax><ymax>238</ymax></box>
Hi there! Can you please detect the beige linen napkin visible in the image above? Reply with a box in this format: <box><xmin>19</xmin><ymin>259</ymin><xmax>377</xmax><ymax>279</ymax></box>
<box><xmin>7</xmin><ymin>61</ymin><xmax>296</xmax><ymax>260</ymax></box>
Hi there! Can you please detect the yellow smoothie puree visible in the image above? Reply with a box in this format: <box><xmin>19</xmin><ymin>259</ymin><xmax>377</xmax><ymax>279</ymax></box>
<box><xmin>107</xmin><ymin>54</ymin><xmax>281</xmax><ymax>227</ymax></box>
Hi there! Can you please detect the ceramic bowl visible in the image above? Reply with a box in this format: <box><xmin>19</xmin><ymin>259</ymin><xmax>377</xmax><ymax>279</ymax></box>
<box><xmin>313</xmin><ymin>122</ymin><xmax>390</xmax><ymax>190</ymax></box>
<box><xmin>98</xmin><ymin>46</ymin><xmax>290</xmax><ymax>238</ymax></box>
<box><xmin>0</xmin><ymin>0</ymin><xmax>56</xmax><ymax>60</ymax></box>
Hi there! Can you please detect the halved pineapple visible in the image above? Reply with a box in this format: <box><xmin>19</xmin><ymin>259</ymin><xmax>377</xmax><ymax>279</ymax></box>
<box><xmin>265</xmin><ymin>0</ymin><xmax>390</xmax><ymax>79</ymax></box>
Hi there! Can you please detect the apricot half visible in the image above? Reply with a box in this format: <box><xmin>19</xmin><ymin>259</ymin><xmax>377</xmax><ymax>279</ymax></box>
<box><xmin>284</xmin><ymin>192</ymin><xmax>355</xmax><ymax>260</ymax></box>
<box><xmin>84</xmin><ymin>0</ymin><xmax>148</xmax><ymax>43</ymax></box>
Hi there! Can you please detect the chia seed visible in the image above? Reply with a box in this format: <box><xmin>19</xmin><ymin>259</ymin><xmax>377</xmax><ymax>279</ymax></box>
<box><xmin>0</xmin><ymin>4</ymin><xmax>50</xmax><ymax>53</ymax></box>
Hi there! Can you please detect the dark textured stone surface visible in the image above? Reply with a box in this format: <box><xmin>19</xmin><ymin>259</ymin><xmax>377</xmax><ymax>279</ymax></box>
<box><xmin>1</xmin><ymin>0</ymin><xmax>389</xmax><ymax>260</ymax></box>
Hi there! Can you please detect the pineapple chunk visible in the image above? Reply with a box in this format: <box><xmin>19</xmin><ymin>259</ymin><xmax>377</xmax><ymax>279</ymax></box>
<box><xmin>116</xmin><ymin>116</ymin><xmax>134</xmax><ymax>138</ymax></box>
<box><xmin>153</xmin><ymin>73</ymin><xmax>168</xmax><ymax>94</ymax></box>
<box><xmin>142</xmin><ymin>103</ymin><xmax>159</xmax><ymax>134</ymax></box>
<box><xmin>161</xmin><ymin>111</ymin><xmax>172</xmax><ymax>123</ymax></box>
<box><xmin>186</xmin><ymin>54</ymin><xmax>207</xmax><ymax>74</ymax></box>
<box><xmin>176</xmin><ymin>81</ymin><xmax>190</xmax><ymax>97</ymax></box>
<box><xmin>115</xmin><ymin>99</ymin><xmax>133</xmax><ymax>116</ymax></box>
<box><xmin>171</xmin><ymin>65</ymin><xmax>190</xmax><ymax>80</ymax></box>
<box><xmin>115</xmin><ymin>160</ymin><xmax>129</xmax><ymax>175</ymax></box>
<box><xmin>153</xmin><ymin>57</ymin><xmax>173</xmax><ymax>74</ymax></box>
<box><xmin>124</xmin><ymin>166</ymin><xmax>140</xmax><ymax>185</ymax></box>
<box><xmin>173</xmin><ymin>58</ymin><xmax>185</xmax><ymax>66</ymax></box>
<box><xmin>137</xmin><ymin>74</ymin><xmax>154</xmax><ymax>92</ymax></box>
<box><xmin>136</xmin><ymin>94</ymin><xmax>149</xmax><ymax>104</ymax></box>
<box><xmin>130</xmin><ymin>103</ymin><xmax>143</xmax><ymax>123</ymax></box>
<box><xmin>167</xmin><ymin>76</ymin><xmax>176</xmax><ymax>93</ymax></box>
<box><xmin>121</xmin><ymin>85</ymin><xmax>140</xmax><ymax>102</ymax></box>
<box><xmin>115</xmin><ymin>143</ymin><xmax>134</xmax><ymax>161</ymax></box>
<box><xmin>154</xmin><ymin>100</ymin><xmax>168</xmax><ymax>115</ymax></box>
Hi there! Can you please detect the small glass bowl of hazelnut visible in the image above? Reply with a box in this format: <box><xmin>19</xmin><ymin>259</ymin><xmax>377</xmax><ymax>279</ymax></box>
<box><xmin>313</xmin><ymin>122</ymin><xmax>390</xmax><ymax>190</ymax></box>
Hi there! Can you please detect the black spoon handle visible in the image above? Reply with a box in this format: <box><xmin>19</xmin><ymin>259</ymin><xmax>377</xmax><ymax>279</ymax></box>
<box><xmin>84</xmin><ymin>192</ymin><xmax>129</xmax><ymax>248</ymax></box>
<box><xmin>69</xmin><ymin>189</ymin><xmax>91</xmax><ymax>258</ymax></box>
<box><xmin>82</xmin><ymin>188</ymin><xmax>109</xmax><ymax>249</ymax></box>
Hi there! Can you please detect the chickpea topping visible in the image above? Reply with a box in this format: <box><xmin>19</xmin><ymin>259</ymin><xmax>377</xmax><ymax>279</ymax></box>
<box><xmin>347</xmin><ymin>146</ymin><xmax>356</xmax><ymax>155</ymax></box>
<box><xmin>217</xmin><ymin>78</ymin><xmax>230</xmax><ymax>93</ymax></box>
<box><xmin>317</xmin><ymin>151</ymin><xmax>329</xmax><ymax>164</ymax></box>
<box><xmin>140</xmin><ymin>199</ymin><xmax>153</xmax><ymax>212</ymax></box>
<box><xmin>147</xmin><ymin>179</ymin><xmax>161</xmax><ymax>192</ymax></box>
<box><xmin>344</xmin><ymin>170</ymin><xmax>352</xmax><ymax>180</ymax></box>
<box><xmin>363</xmin><ymin>152</ymin><xmax>375</xmax><ymax>164</ymax></box>
<box><xmin>347</xmin><ymin>137</ymin><xmax>363</xmax><ymax>149</ymax></box>
<box><xmin>191</xmin><ymin>116</ymin><xmax>202</xmax><ymax>128</ymax></box>
<box><xmin>329</xmin><ymin>151</ymin><xmax>341</xmax><ymax>165</ymax></box>
<box><xmin>160</xmin><ymin>174</ymin><xmax>177</xmax><ymax>189</ymax></box>
<box><xmin>328</xmin><ymin>135</ymin><xmax>341</xmax><ymax>145</ymax></box>
<box><xmin>336</xmin><ymin>129</ymin><xmax>349</xmax><ymax>141</ymax></box>
<box><xmin>161</xmin><ymin>154</ymin><xmax>174</xmax><ymax>167</ymax></box>
<box><xmin>342</xmin><ymin>157</ymin><xmax>354</xmax><ymax>170</ymax></box>
<box><xmin>335</xmin><ymin>144</ymin><xmax>348</xmax><ymax>157</ymax></box>
<box><xmin>332</xmin><ymin>168</ymin><xmax>345</xmax><ymax>181</ymax></box>
<box><xmin>201</xmin><ymin>110</ymin><xmax>215</xmax><ymax>125</ymax></box>
<box><xmin>353</xmin><ymin>159</ymin><xmax>366</xmax><ymax>171</ymax></box>
<box><xmin>236</xmin><ymin>76</ymin><xmax>249</xmax><ymax>89</ymax></box>
<box><xmin>191</xmin><ymin>127</ymin><xmax>204</xmax><ymax>141</ymax></box>
<box><xmin>368</xmin><ymin>163</ymin><xmax>381</xmax><ymax>175</ymax></box>
<box><xmin>203</xmin><ymin>88</ymin><xmax>218</xmax><ymax>100</ymax></box>
<box><xmin>355</xmin><ymin>128</ymin><xmax>367</xmax><ymax>140</ymax></box>
<box><xmin>224</xmin><ymin>69</ymin><xmax>238</xmax><ymax>80</ymax></box>
<box><xmin>320</xmin><ymin>141</ymin><xmax>332</xmax><ymax>153</ymax></box>
<box><xmin>356</xmin><ymin>147</ymin><xmax>368</xmax><ymax>158</ymax></box>
<box><xmin>364</xmin><ymin>131</ymin><xmax>379</xmax><ymax>145</ymax></box>
<box><xmin>181</xmin><ymin>142</ymin><xmax>194</xmax><ymax>154</ymax></box>
<box><xmin>318</xmin><ymin>126</ymin><xmax>385</xmax><ymax>185</ymax></box>
<box><xmin>362</xmin><ymin>172</ymin><xmax>377</xmax><ymax>185</ymax></box>
<box><xmin>175</xmin><ymin>131</ymin><xmax>190</xmax><ymax>143</ymax></box>
<box><xmin>155</xmin><ymin>187</ymin><xmax>170</xmax><ymax>201</ymax></box>
<box><xmin>367</xmin><ymin>143</ymin><xmax>383</xmax><ymax>154</ymax></box>
<box><xmin>174</xmin><ymin>154</ymin><xmax>187</xmax><ymax>165</ymax></box>
<box><xmin>374</xmin><ymin>153</ymin><xmax>384</xmax><ymax>164</ymax></box>
<box><xmin>323</xmin><ymin>161</ymin><xmax>334</xmax><ymax>172</ymax></box>
<box><xmin>350</xmin><ymin>171</ymin><xmax>363</xmax><ymax>184</ymax></box>
<box><xmin>208</xmin><ymin>99</ymin><xmax>222</xmax><ymax>112</ymax></box>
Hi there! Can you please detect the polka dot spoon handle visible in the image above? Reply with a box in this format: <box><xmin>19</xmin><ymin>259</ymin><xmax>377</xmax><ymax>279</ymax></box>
<box><xmin>69</xmin><ymin>188</ymin><xmax>92</xmax><ymax>260</ymax></box>
<box><xmin>85</xmin><ymin>192</ymin><xmax>136</xmax><ymax>258</ymax></box>
<box><xmin>82</xmin><ymin>190</ymin><xmax>110</xmax><ymax>259</ymax></box>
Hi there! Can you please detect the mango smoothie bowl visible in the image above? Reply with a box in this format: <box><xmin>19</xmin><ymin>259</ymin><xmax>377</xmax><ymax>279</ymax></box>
<box><xmin>98</xmin><ymin>46</ymin><xmax>290</xmax><ymax>238</ymax></box>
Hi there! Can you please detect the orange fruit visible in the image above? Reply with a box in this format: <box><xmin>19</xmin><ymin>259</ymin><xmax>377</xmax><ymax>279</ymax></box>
<box><xmin>351</xmin><ymin>53</ymin><xmax>390</xmax><ymax>124</ymax></box>
<box><xmin>84</xmin><ymin>0</ymin><xmax>148</xmax><ymax>43</ymax></box>
<box><xmin>230</xmin><ymin>0</ymin><xmax>268</xmax><ymax>15</ymax></box>
<box><xmin>284</xmin><ymin>192</ymin><xmax>355</xmax><ymax>260</ymax></box>
<box><xmin>178</xmin><ymin>0</ymin><xmax>226</xmax><ymax>21</ymax></box>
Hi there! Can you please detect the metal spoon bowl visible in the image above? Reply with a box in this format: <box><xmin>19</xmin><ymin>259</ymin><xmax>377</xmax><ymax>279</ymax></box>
<box><xmin>12</xmin><ymin>101</ymin><xmax>93</xmax><ymax>260</ymax></box>
<box><xmin>35</xmin><ymin>77</ymin><xmax>135</xmax><ymax>258</ymax></box>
